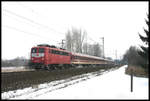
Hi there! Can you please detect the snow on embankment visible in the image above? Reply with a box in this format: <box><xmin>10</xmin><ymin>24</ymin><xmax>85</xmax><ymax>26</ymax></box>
<box><xmin>2</xmin><ymin>65</ymin><xmax>148</xmax><ymax>99</ymax></box>
<box><xmin>33</xmin><ymin>65</ymin><xmax>148</xmax><ymax>99</ymax></box>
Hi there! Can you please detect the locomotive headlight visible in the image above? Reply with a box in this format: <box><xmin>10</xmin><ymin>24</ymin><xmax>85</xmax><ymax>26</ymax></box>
<box><xmin>31</xmin><ymin>58</ymin><xmax>34</xmax><ymax>60</ymax></box>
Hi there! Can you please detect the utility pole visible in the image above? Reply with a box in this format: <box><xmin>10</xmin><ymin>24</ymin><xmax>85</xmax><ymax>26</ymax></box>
<box><xmin>100</xmin><ymin>37</ymin><xmax>104</xmax><ymax>58</ymax></box>
<box><xmin>115</xmin><ymin>50</ymin><xmax>117</xmax><ymax>64</ymax></box>
<box><xmin>85</xmin><ymin>33</ymin><xmax>87</xmax><ymax>54</ymax></box>
<box><xmin>61</xmin><ymin>39</ymin><xmax>65</xmax><ymax>49</ymax></box>
<box><xmin>59</xmin><ymin>39</ymin><xmax>65</xmax><ymax>49</ymax></box>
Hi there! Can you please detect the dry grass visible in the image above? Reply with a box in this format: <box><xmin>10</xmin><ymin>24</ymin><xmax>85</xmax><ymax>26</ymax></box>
<box><xmin>125</xmin><ymin>65</ymin><xmax>148</xmax><ymax>78</ymax></box>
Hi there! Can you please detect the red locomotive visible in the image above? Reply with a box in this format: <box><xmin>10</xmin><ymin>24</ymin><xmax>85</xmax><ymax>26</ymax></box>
<box><xmin>30</xmin><ymin>44</ymin><xmax>114</xmax><ymax>70</ymax></box>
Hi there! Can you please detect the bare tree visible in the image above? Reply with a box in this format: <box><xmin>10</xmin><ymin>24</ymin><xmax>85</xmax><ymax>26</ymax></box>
<box><xmin>93</xmin><ymin>43</ymin><xmax>102</xmax><ymax>57</ymax></box>
<box><xmin>2</xmin><ymin>57</ymin><xmax>29</xmax><ymax>67</ymax></box>
<box><xmin>122</xmin><ymin>46</ymin><xmax>144</xmax><ymax>66</ymax></box>
<box><xmin>65</xmin><ymin>27</ymin><xmax>102</xmax><ymax>57</ymax></box>
<box><xmin>86</xmin><ymin>43</ymin><xmax>102</xmax><ymax>57</ymax></box>
<box><xmin>65</xmin><ymin>30</ymin><xmax>72</xmax><ymax>52</ymax></box>
<box><xmin>86</xmin><ymin>44</ymin><xmax>93</xmax><ymax>55</ymax></box>
<box><xmin>65</xmin><ymin>27</ymin><xmax>86</xmax><ymax>53</ymax></box>
<box><xmin>83</xmin><ymin>43</ymin><xmax>88</xmax><ymax>54</ymax></box>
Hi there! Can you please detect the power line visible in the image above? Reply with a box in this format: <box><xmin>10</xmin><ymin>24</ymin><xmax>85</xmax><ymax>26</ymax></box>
<box><xmin>3</xmin><ymin>9</ymin><xmax>65</xmax><ymax>36</ymax></box>
<box><xmin>87</xmin><ymin>35</ymin><xmax>97</xmax><ymax>43</ymax></box>
<box><xmin>17</xmin><ymin>2</ymin><xmax>69</xmax><ymax>32</ymax></box>
<box><xmin>3</xmin><ymin>13</ymin><xmax>37</xmax><ymax>28</ymax></box>
<box><xmin>3</xmin><ymin>8</ymin><xmax>103</xmax><ymax>49</ymax></box>
<box><xmin>3</xmin><ymin>25</ymin><xmax>60</xmax><ymax>43</ymax></box>
<box><xmin>2</xmin><ymin>13</ymin><xmax>62</xmax><ymax>45</ymax></box>
<box><xmin>17</xmin><ymin>2</ymin><xmax>39</xmax><ymax>15</ymax></box>
<box><xmin>3</xmin><ymin>13</ymin><xmax>61</xmax><ymax>37</ymax></box>
<box><xmin>3</xmin><ymin>13</ymin><xmax>65</xmax><ymax>42</ymax></box>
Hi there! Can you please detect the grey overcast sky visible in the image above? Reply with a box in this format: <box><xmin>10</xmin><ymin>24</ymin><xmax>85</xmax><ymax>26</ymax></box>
<box><xmin>2</xmin><ymin>1</ymin><xmax>148</xmax><ymax>60</ymax></box>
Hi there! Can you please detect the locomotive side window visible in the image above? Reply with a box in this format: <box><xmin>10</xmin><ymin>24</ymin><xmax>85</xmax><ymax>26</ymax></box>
<box><xmin>39</xmin><ymin>48</ymin><xmax>45</xmax><ymax>53</ymax></box>
<box><xmin>51</xmin><ymin>50</ymin><xmax>56</xmax><ymax>54</ymax></box>
<box><xmin>64</xmin><ymin>52</ymin><xmax>69</xmax><ymax>56</ymax></box>
<box><xmin>62</xmin><ymin>52</ymin><xmax>69</xmax><ymax>56</ymax></box>
<box><xmin>51</xmin><ymin>49</ymin><xmax>69</xmax><ymax>56</ymax></box>
<box><xmin>51</xmin><ymin>50</ymin><xmax>59</xmax><ymax>54</ymax></box>
<box><xmin>59</xmin><ymin>51</ymin><xmax>63</xmax><ymax>55</ymax></box>
<box><xmin>31</xmin><ymin>48</ymin><xmax>37</xmax><ymax>53</ymax></box>
<box><xmin>55</xmin><ymin>51</ymin><xmax>60</xmax><ymax>54</ymax></box>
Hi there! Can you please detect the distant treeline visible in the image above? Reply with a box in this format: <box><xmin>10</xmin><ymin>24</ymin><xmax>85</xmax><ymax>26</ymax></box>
<box><xmin>2</xmin><ymin>57</ymin><xmax>29</xmax><ymax>67</ymax></box>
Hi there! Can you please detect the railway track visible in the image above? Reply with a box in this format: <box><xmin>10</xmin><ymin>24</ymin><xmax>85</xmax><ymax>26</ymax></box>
<box><xmin>1</xmin><ymin>66</ymin><xmax>117</xmax><ymax>93</ymax></box>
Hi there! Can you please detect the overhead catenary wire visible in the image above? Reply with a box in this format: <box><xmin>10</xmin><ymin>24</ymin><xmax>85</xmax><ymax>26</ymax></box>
<box><xmin>2</xmin><ymin>8</ymin><xmax>65</xmax><ymax>36</ymax></box>
<box><xmin>2</xmin><ymin>13</ymin><xmax>62</xmax><ymax>39</ymax></box>
<box><xmin>3</xmin><ymin>8</ymin><xmax>103</xmax><ymax>51</ymax></box>
<box><xmin>2</xmin><ymin>13</ymin><xmax>38</xmax><ymax>29</ymax></box>
<box><xmin>87</xmin><ymin>35</ymin><xmax>98</xmax><ymax>44</ymax></box>
<box><xmin>17</xmin><ymin>2</ymin><xmax>39</xmax><ymax>15</ymax></box>
<box><xmin>3</xmin><ymin>25</ymin><xmax>60</xmax><ymax>44</ymax></box>
<box><xmin>2</xmin><ymin>8</ymin><xmax>66</xmax><ymax>46</ymax></box>
<box><xmin>17</xmin><ymin>2</ymin><xmax>71</xmax><ymax>31</ymax></box>
<box><xmin>5</xmin><ymin>5</ymin><xmax>99</xmax><ymax>46</ymax></box>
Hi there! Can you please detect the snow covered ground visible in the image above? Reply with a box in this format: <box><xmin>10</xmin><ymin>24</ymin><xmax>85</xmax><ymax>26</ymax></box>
<box><xmin>1</xmin><ymin>66</ymin><xmax>32</xmax><ymax>72</ymax></box>
<box><xmin>2</xmin><ymin>65</ymin><xmax>149</xmax><ymax>99</ymax></box>
<box><xmin>2</xmin><ymin>66</ymin><xmax>25</xmax><ymax>70</ymax></box>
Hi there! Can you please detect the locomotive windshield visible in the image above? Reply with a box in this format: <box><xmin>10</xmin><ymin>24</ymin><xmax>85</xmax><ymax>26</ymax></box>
<box><xmin>31</xmin><ymin>48</ymin><xmax>45</xmax><ymax>53</ymax></box>
<box><xmin>31</xmin><ymin>48</ymin><xmax>45</xmax><ymax>57</ymax></box>
<box><xmin>31</xmin><ymin>48</ymin><xmax>37</xmax><ymax>53</ymax></box>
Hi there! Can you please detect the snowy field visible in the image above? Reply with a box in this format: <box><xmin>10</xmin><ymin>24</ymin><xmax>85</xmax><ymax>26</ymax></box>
<box><xmin>2</xmin><ymin>65</ymin><xmax>149</xmax><ymax>99</ymax></box>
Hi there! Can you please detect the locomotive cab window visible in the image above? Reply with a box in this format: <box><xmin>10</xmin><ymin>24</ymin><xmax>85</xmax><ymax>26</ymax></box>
<box><xmin>31</xmin><ymin>48</ymin><xmax>37</xmax><ymax>53</ymax></box>
<box><xmin>39</xmin><ymin>48</ymin><xmax>45</xmax><ymax>53</ymax></box>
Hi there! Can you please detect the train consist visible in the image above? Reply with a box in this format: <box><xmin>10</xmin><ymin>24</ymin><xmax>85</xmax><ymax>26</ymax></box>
<box><xmin>30</xmin><ymin>44</ymin><xmax>114</xmax><ymax>70</ymax></box>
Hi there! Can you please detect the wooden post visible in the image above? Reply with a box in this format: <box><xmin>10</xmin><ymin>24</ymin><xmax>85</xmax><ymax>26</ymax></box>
<box><xmin>131</xmin><ymin>69</ymin><xmax>133</xmax><ymax>92</ymax></box>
